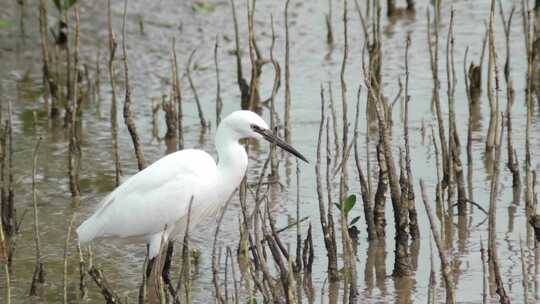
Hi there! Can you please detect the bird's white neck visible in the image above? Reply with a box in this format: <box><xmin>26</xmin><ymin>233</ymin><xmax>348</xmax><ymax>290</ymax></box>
<box><xmin>215</xmin><ymin>125</ymin><xmax>248</xmax><ymax>195</ymax></box>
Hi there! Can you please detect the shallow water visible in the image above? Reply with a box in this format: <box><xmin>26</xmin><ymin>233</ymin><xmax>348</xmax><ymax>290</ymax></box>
<box><xmin>0</xmin><ymin>0</ymin><xmax>539</xmax><ymax>303</ymax></box>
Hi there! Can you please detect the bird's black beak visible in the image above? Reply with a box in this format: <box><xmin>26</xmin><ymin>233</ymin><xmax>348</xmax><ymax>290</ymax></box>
<box><xmin>252</xmin><ymin>125</ymin><xmax>308</xmax><ymax>163</ymax></box>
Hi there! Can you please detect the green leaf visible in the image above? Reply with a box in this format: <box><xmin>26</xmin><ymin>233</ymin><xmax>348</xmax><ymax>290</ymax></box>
<box><xmin>349</xmin><ymin>216</ymin><xmax>361</xmax><ymax>226</ymax></box>
<box><xmin>246</xmin><ymin>298</ymin><xmax>257</xmax><ymax>304</ymax></box>
<box><xmin>334</xmin><ymin>203</ymin><xmax>341</xmax><ymax>211</ymax></box>
<box><xmin>343</xmin><ymin>194</ymin><xmax>356</xmax><ymax>215</ymax></box>
<box><xmin>52</xmin><ymin>0</ymin><xmax>62</xmax><ymax>11</ymax></box>
<box><xmin>0</xmin><ymin>19</ymin><xmax>14</xmax><ymax>29</ymax></box>
<box><xmin>192</xmin><ymin>2</ymin><xmax>216</xmax><ymax>13</ymax></box>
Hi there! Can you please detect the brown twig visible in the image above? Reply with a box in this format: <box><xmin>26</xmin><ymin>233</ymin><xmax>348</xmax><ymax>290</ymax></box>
<box><xmin>1</xmin><ymin>101</ymin><xmax>15</xmax><ymax>265</ymax></box>
<box><xmin>175</xmin><ymin>197</ymin><xmax>194</xmax><ymax>304</ymax></box>
<box><xmin>212</xmin><ymin>190</ymin><xmax>238</xmax><ymax>304</ymax></box>
<box><xmin>284</xmin><ymin>0</ymin><xmax>292</xmax><ymax>143</ymax></box>
<box><xmin>39</xmin><ymin>0</ymin><xmax>58</xmax><ymax>119</ymax></box>
<box><xmin>214</xmin><ymin>36</ymin><xmax>223</xmax><ymax>126</ymax></box>
<box><xmin>404</xmin><ymin>34</ymin><xmax>419</xmax><ymax>239</ymax></box>
<box><xmin>353</xmin><ymin>87</ymin><xmax>375</xmax><ymax>241</ymax></box>
<box><xmin>170</xmin><ymin>37</ymin><xmax>183</xmax><ymax>151</ymax></box>
<box><xmin>269</xmin><ymin>15</ymin><xmax>281</xmax><ymax>177</ymax></box>
<box><xmin>30</xmin><ymin>137</ymin><xmax>45</xmax><ymax>296</ymax></box>
<box><xmin>0</xmin><ymin>211</ymin><xmax>10</xmax><ymax>303</ymax></box>
<box><xmin>230</xmin><ymin>0</ymin><xmax>250</xmax><ymax>109</ymax></box>
<box><xmin>89</xmin><ymin>266</ymin><xmax>125</xmax><ymax>304</ymax></box>
<box><xmin>107</xmin><ymin>0</ymin><xmax>122</xmax><ymax>186</ymax></box>
<box><xmin>122</xmin><ymin>0</ymin><xmax>146</xmax><ymax>170</ymax></box>
<box><xmin>186</xmin><ymin>48</ymin><xmax>207</xmax><ymax>129</ymax></box>
<box><xmin>487</xmin><ymin>110</ymin><xmax>510</xmax><ymax>304</ymax></box>
<box><xmin>420</xmin><ymin>180</ymin><xmax>456</xmax><ymax>304</ymax></box>
<box><xmin>427</xmin><ymin>1</ymin><xmax>449</xmax><ymax>190</ymax></box>
<box><xmin>315</xmin><ymin>86</ymin><xmax>338</xmax><ymax>282</ymax></box>
<box><xmin>325</xmin><ymin>0</ymin><xmax>334</xmax><ymax>45</ymax></box>
<box><xmin>68</xmin><ymin>6</ymin><xmax>81</xmax><ymax>204</ymax></box>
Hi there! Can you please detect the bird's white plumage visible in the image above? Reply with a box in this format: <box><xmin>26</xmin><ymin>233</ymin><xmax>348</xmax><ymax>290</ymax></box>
<box><xmin>78</xmin><ymin>150</ymin><xmax>216</xmax><ymax>238</ymax></box>
<box><xmin>77</xmin><ymin>111</ymin><xmax>269</xmax><ymax>258</ymax></box>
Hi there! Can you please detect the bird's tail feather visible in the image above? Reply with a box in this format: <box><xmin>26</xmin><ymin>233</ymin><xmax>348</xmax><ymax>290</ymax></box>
<box><xmin>76</xmin><ymin>217</ymin><xmax>98</xmax><ymax>243</ymax></box>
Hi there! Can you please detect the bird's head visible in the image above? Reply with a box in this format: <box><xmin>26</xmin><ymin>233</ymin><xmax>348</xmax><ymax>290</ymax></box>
<box><xmin>221</xmin><ymin>110</ymin><xmax>308</xmax><ymax>163</ymax></box>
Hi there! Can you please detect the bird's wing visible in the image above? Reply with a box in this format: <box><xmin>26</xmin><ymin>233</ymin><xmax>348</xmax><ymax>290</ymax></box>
<box><xmin>83</xmin><ymin>149</ymin><xmax>217</xmax><ymax>240</ymax></box>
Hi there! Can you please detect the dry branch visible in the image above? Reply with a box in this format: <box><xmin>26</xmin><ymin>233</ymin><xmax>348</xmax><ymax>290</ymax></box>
<box><xmin>186</xmin><ymin>49</ymin><xmax>207</xmax><ymax>129</ymax></box>
<box><xmin>122</xmin><ymin>0</ymin><xmax>146</xmax><ymax>170</ymax></box>
<box><xmin>89</xmin><ymin>266</ymin><xmax>125</xmax><ymax>304</ymax></box>
<box><xmin>420</xmin><ymin>180</ymin><xmax>456</xmax><ymax>304</ymax></box>
<box><xmin>30</xmin><ymin>137</ymin><xmax>45</xmax><ymax>296</ymax></box>
<box><xmin>315</xmin><ymin>86</ymin><xmax>338</xmax><ymax>282</ymax></box>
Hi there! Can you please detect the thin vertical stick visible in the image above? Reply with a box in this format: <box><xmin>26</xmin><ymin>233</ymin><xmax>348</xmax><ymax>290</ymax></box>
<box><xmin>339</xmin><ymin>2</ymin><xmax>357</xmax><ymax>301</ymax></box>
<box><xmin>164</xmin><ymin>39</ymin><xmax>178</xmax><ymax>144</ymax></box>
<box><xmin>39</xmin><ymin>0</ymin><xmax>55</xmax><ymax>118</ymax></box>
<box><xmin>328</xmin><ymin>82</ymin><xmax>340</xmax><ymax>162</ymax></box>
<box><xmin>63</xmin><ymin>213</ymin><xmax>76</xmax><ymax>304</ymax></box>
<box><xmin>339</xmin><ymin>0</ymin><xmax>350</xmax><ymax>203</ymax></box>
<box><xmin>230</xmin><ymin>0</ymin><xmax>249</xmax><ymax>109</ymax></box>
<box><xmin>64</xmin><ymin>9</ymin><xmax>81</xmax><ymax>303</ymax></box>
<box><xmin>171</xmin><ymin>37</ymin><xmax>183</xmax><ymax>150</ymax></box>
<box><xmin>0</xmin><ymin>213</ymin><xmax>9</xmax><ymax>304</ymax></box>
<box><xmin>186</xmin><ymin>49</ymin><xmax>207</xmax><ymax>129</ymax></box>
<box><xmin>246</xmin><ymin>0</ymin><xmax>262</xmax><ymax>112</ymax></box>
<box><xmin>284</xmin><ymin>0</ymin><xmax>292</xmax><ymax>143</ymax></box>
<box><xmin>464</xmin><ymin>46</ymin><xmax>474</xmax><ymax>201</ymax></box>
<box><xmin>214</xmin><ymin>36</ymin><xmax>223</xmax><ymax>126</ymax></box>
<box><xmin>212</xmin><ymin>191</ymin><xmax>237</xmax><ymax>304</ymax></box>
<box><xmin>520</xmin><ymin>238</ymin><xmax>529</xmax><ymax>304</ymax></box>
<box><xmin>122</xmin><ymin>0</ymin><xmax>146</xmax><ymax>170</ymax></box>
<box><xmin>77</xmin><ymin>244</ymin><xmax>87</xmax><ymax>301</ymax></box>
<box><xmin>481</xmin><ymin>239</ymin><xmax>487</xmax><ymax>304</ymax></box>
<box><xmin>295</xmin><ymin>159</ymin><xmax>302</xmax><ymax>302</ymax></box>
<box><xmin>488</xmin><ymin>112</ymin><xmax>510</xmax><ymax>304</ymax></box>
<box><xmin>68</xmin><ymin>6</ymin><xmax>81</xmax><ymax>204</ymax></box>
<box><xmin>1</xmin><ymin>100</ymin><xmax>15</xmax><ymax>264</ymax></box>
<box><xmin>404</xmin><ymin>34</ymin><xmax>419</xmax><ymax>239</ymax></box>
<box><xmin>269</xmin><ymin>16</ymin><xmax>281</xmax><ymax>177</ymax></box>
<box><xmin>522</xmin><ymin>0</ymin><xmax>534</xmax><ymax>214</ymax></box>
<box><xmin>485</xmin><ymin>0</ymin><xmax>499</xmax><ymax>155</ymax></box>
<box><xmin>427</xmin><ymin>1</ymin><xmax>449</xmax><ymax>190</ymax></box>
<box><xmin>30</xmin><ymin>137</ymin><xmax>45</xmax><ymax>296</ymax></box>
<box><xmin>0</xmin><ymin>103</ymin><xmax>10</xmax><ymax>300</ymax></box>
<box><xmin>353</xmin><ymin>87</ymin><xmax>375</xmax><ymax>241</ymax></box>
<box><xmin>420</xmin><ymin>180</ymin><xmax>456</xmax><ymax>304</ymax></box>
<box><xmin>315</xmin><ymin>86</ymin><xmax>338</xmax><ymax>282</ymax></box>
<box><xmin>175</xmin><ymin>197</ymin><xmax>194</xmax><ymax>304</ymax></box>
<box><xmin>427</xmin><ymin>237</ymin><xmax>436</xmax><ymax>304</ymax></box>
<box><xmin>325</xmin><ymin>0</ymin><xmax>334</xmax><ymax>45</ymax></box>
<box><xmin>108</xmin><ymin>0</ymin><xmax>122</xmax><ymax>186</ymax></box>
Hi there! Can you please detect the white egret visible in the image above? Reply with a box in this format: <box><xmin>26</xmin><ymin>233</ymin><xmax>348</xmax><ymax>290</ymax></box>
<box><xmin>76</xmin><ymin>110</ymin><xmax>307</xmax><ymax>259</ymax></box>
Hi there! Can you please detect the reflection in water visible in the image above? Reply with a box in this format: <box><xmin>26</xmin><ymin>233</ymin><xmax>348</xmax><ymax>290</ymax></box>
<box><xmin>363</xmin><ymin>240</ymin><xmax>387</xmax><ymax>297</ymax></box>
<box><xmin>393</xmin><ymin>276</ymin><xmax>414</xmax><ymax>304</ymax></box>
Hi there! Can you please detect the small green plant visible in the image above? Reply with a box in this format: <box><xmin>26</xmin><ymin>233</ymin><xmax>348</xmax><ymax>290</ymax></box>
<box><xmin>335</xmin><ymin>194</ymin><xmax>360</xmax><ymax>222</ymax></box>
<box><xmin>0</xmin><ymin>19</ymin><xmax>15</xmax><ymax>30</ymax></box>
<box><xmin>192</xmin><ymin>1</ymin><xmax>216</xmax><ymax>13</ymax></box>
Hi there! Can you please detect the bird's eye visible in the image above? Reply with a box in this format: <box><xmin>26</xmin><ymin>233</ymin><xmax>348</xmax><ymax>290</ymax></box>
<box><xmin>251</xmin><ymin>124</ymin><xmax>262</xmax><ymax>131</ymax></box>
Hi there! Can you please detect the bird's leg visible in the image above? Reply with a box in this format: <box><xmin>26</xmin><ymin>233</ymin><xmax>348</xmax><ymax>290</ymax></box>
<box><xmin>146</xmin><ymin>256</ymin><xmax>156</xmax><ymax>278</ymax></box>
